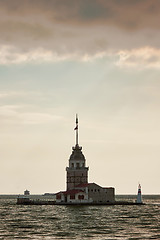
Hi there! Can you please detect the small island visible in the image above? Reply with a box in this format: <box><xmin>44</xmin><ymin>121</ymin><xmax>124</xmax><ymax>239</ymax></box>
<box><xmin>17</xmin><ymin>115</ymin><xmax>143</xmax><ymax>206</ymax></box>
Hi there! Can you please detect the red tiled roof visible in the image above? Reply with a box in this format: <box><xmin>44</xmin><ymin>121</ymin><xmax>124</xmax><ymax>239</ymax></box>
<box><xmin>55</xmin><ymin>191</ymin><xmax>66</xmax><ymax>195</ymax></box>
<box><xmin>56</xmin><ymin>189</ymin><xmax>84</xmax><ymax>196</ymax></box>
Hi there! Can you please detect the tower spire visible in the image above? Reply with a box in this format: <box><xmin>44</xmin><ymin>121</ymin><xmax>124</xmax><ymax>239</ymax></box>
<box><xmin>74</xmin><ymin>114</ymin><xmax>78</xmax><ymax>145</ymax></box>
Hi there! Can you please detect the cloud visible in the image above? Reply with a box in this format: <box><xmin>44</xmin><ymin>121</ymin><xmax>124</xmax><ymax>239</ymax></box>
<box><xmin>0</xmin><ymin>90</ymin><xmax>43</xmax><ymax>100</ymax></box>
<box><xmin>1</xmin><ymin>44</ymin><xmax>160</xmax><ymax>69</ymax></box>
<box><xmin>0</xmin><ymin>45</ymin><xmax>60</xmax><ymax>64</ymax></box>
<box><xmin>0</xmin><ymin>93</ymin><xmax>10</xmax><ymax>98</ymax></box>
<box><xmin>0</xmin><ymin>105</ymin><xmax>62</xmax><ymax>125</ymax></box>
<box><xmin>116</xmin><ymin>47</ymin><xmax>160</xmax><ymax>69</ymax></box>
<box><xmin>1</xmin><ymin>0</ymin><xmax>160</xmax><ymax>29</ymax></box>
<box><xmin>0</xmin><ymin>105</ymin><xmax>20</xmax><ymax>124</ymax></box>
<box><xmin>0</xmin><ymin>0</ymin><xmax>160</xmax><ymax>66</ymax></box>
<box><xmin>20</xmin><ymin>112</ymin><xmax>61</xmax><ymax>125</ymax></box>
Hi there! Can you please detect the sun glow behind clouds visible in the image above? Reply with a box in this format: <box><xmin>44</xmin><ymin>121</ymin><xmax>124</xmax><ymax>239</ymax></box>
<box><xmin>117</xmin><ymin>47</ymin><xmax>160</xmax><ymax>69</ymax></box>
<box><xmin>0</xmin><ymin>45</ymin><xmax>66</xmax><ymax>64</ymax></box>
<box><xmin>0</xmin><ymin>45</ymin><xmax>107</xmax><ymax>64</ymax></box>
<box><xmin>1</xmin><ymin>45</ymin><xmax>160</xmax><ymax>70</ymax></box>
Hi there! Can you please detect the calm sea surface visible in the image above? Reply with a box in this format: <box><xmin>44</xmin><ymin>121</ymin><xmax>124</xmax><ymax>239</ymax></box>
<box><xmin>0</xmin><ymin>195</ymin><xmax>159</xmax><ymax>240</ymax></box>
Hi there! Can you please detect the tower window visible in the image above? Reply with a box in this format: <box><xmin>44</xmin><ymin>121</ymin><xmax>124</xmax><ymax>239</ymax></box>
<box><xmin>71</xmin><ymin>163</ymin><xmax>74</xmax><ymax>168</ymax></box>
<box><xmin>76</xmin><ymin>163</ymin><xmax>80</xmax><ymax>168</ymax></box>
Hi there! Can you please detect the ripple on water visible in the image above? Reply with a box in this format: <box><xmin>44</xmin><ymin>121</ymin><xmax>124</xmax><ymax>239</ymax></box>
<box><xmin>0</xmin><ymin>198</ymin><xmax>160</xmax><ymax>240</ymax></box>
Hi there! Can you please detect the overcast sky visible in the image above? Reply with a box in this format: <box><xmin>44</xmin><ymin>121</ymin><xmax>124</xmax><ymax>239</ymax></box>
<box><xmin>0</xmin><ymin>0</ymin><xmax>159</xmax><ymax>194</ymax></box>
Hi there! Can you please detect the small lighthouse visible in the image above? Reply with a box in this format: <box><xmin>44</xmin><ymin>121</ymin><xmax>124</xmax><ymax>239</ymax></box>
<box><xmin>136</xmin><ymin>184</ymin><xmax>142</xmax><ymax>204</ymax></box>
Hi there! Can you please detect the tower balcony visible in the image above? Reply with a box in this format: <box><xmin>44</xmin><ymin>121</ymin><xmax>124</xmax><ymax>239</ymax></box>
<box><xmin>66</xmin><ymin>167</ymin><xmax>89</xmax><ymax>171</ymax></box>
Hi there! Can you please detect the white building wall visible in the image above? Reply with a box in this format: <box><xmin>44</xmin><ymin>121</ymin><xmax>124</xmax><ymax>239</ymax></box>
<box><xmin>67</xmin><ymin>192</ymin><xmax>89</xmax><ymax>203</ymax></box>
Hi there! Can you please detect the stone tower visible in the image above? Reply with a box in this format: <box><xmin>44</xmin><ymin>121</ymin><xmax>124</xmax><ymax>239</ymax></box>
<box><xmin>66</xmin><ymin>115</ymin><xmax>89</xmax><ymax>190</ymax></box>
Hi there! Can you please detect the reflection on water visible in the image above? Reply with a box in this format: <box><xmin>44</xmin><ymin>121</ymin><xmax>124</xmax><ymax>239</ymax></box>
<box><xmin>0</xmin><ymin>196</ymin><xmax>160</xmax><ymax>239</ymax></box>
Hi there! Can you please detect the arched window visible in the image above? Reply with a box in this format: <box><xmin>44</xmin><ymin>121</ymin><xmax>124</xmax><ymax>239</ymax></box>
<box><xmin>78</xmin><ymin>195</ymin><xmax>84</xmax><ymax>200</ymax></box>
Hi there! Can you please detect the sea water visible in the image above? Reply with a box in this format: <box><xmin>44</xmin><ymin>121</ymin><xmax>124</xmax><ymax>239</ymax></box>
<box><xmin>0</xmin><ymin>195</ymin><xmax>159</xmax><ymax>240</ymax></box>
